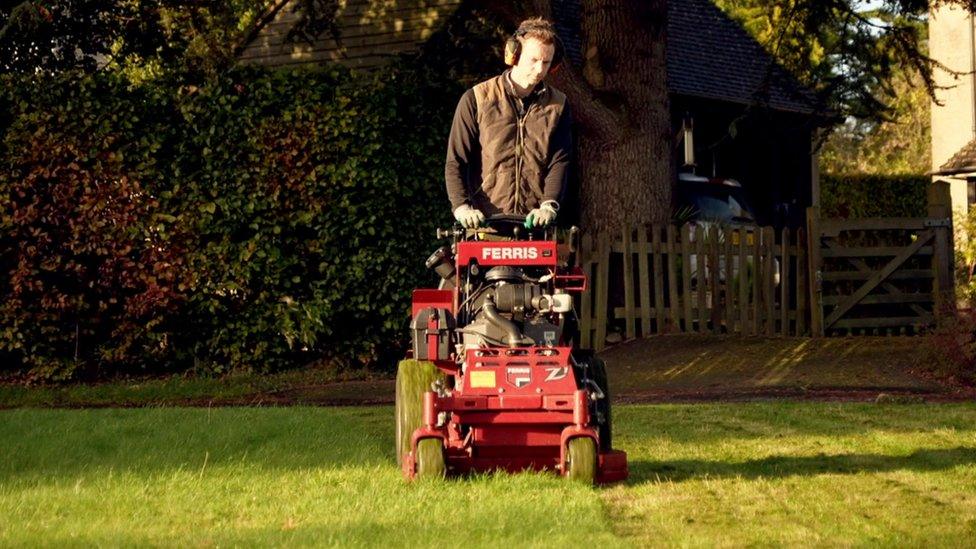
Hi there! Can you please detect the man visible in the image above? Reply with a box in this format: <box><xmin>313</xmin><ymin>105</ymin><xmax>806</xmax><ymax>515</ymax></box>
<box><xmin>444</xmin><ymin>17</ymin><xmax>572</xmax><ymax>230</ymax></box>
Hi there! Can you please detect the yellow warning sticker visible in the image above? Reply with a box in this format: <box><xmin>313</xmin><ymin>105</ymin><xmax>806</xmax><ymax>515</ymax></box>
<box><xmin>469</xmin><ymin>370</ymin><xmax>496</xmax><ymax>388</ymax></box>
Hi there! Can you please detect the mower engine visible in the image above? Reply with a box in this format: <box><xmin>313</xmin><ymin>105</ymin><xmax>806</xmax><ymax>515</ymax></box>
<box><xmin>396</xmin><ymin>215</ymin><xmax>628</xmax><ymax>483</ymax></box>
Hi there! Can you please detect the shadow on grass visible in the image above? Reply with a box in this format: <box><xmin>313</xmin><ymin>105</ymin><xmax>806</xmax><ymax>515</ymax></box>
<box><xmin>627</xmin><ymin>446</ymin><xmax>976</xmax><ymax>485</ymax></box>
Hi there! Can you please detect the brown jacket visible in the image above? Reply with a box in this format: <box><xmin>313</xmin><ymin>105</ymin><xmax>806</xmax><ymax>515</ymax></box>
<box><xmin>445</xmin><ymin>72</ymin><xmax>571</xmax><ymax>215</ymax></box>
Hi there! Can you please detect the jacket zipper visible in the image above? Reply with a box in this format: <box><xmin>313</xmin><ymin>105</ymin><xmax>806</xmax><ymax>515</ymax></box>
<box><xmin>516</xmin><ymin>115</ymin><xmax>525</xmax><ymax>213</ymax></box>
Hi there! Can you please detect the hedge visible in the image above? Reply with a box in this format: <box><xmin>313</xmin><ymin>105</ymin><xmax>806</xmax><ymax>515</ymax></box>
<box><xmin>0</xmin><ymin>65</ymin><xmax>458</xmax><ymax>380</ymax></box>
<box><xmin>820</xmin><ymin>173</ymin><xmax>929</xmax><ymax>219</ymax></box>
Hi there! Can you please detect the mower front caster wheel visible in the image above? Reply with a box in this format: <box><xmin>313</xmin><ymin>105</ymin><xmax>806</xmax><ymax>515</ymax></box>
<box><xmin>415</xmin><ymin>438</ymin><xmax>446</xmax><ymax>479</ymax></box>
<box><xmin>395</xmin><ymin>359</ymin><xmax>446</xmax><ymax>465</ymax></box>
<box><xmin>566</xmin><ymin>437</ymin><xmax>597</xmax><ymax>484</ymax></box>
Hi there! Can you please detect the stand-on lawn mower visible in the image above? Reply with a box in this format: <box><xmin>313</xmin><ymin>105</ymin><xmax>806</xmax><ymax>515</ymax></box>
<box><xmin>395</xmin><ymin>214</ymin><xmax>627</xmax><ymax>483</ymax></box>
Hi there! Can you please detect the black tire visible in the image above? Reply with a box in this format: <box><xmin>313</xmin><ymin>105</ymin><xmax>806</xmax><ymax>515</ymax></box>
<box><xmin>573</xmin><ymin>350</ymin><xmax>613</xmax><ymax>451</ymax></box>
<box><xmin>395</xmin><ymin>359</ymin><xmax>446</xmax><ymax>465</ymax></box>
<box><xmin>589</xmin><ymin>356</ymin><xmax>613</xmax><ymax>451</ymax></box>
<box><xmin>566</xmin><ymin>436</ymin><xmax>597</xmax><ymax>484</ymax></box>
<box><xmin>415</xmin><ymin>438</ymin><xmax>446</xmax><ymax>479</ymax></box>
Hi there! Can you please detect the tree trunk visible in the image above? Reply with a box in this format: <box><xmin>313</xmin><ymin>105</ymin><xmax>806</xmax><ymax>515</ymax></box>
<box><xmin>555</xmin><ymin>0</ymin><xmax>673</xmax><ymax>235</ymax></box>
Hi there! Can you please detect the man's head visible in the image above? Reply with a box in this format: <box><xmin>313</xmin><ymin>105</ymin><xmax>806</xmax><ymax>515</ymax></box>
<box><xmin>506</xmin><ymin>18</ymin><xmax>560</xmax><ymax>90</ymax></box>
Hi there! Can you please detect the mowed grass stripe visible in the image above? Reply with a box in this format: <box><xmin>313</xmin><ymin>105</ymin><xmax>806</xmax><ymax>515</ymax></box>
<box><xmin>610</xmin><ymin>404</ymin><xmax>976</xmax><ymax>546</ymax></box>
<box><xmin>1</xmin><ymin>404</ymin><xmax>975</xmax><ymax>546</ymax></box>
<box><xmin>0</xmin><ymin>407</ymin><xmax>620</xmax><ymax>548</ymax></box>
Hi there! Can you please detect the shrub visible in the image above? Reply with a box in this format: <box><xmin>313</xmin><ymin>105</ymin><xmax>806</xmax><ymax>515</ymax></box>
<box><xmin>0</xmin><ymin>73</ymin><xmax>188</xmax><ymax>380</ymax></box>
<box><xmin>0</xmin><ymin>64</ymin><xmax>457</xmax><ymax>380</ymax></box>
<box><xmin>953</xmin><ymin>207</ymin><xmax>976</xmax><ymax>306</ymax></box>
<box><xmin>922</xmin><ymin>308</ymin><xmax>976</xmax><ymax>386</ymax></box>
<box><xmin>820</xmin><ymin>174</ymin><xmax>928</xmax><ymax>219</ymax></box>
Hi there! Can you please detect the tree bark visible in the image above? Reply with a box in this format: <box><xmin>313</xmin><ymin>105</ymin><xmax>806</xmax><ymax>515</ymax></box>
<box><xmin>572</xmin><ymin>0</ymin><xmax>673</xmax><ymax>234</ymax></box>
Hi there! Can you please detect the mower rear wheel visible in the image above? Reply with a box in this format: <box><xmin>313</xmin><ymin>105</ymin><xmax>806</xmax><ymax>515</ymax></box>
<box><xmin>575</xmin><ymin>350</ymin><xmax>613</xmax><ymax>451</ymax></box>
<box><xmin>395</xmin><ymin>359</ymin><xmax>446</xmax><ymax>465</ymax></box>
<box><xmin>415</xmin><ymin>438</ymin><xmax>446</xmax><ymax>479</ymax></box>
<box><xmin>590</xmin><ymin>356</ymin><xmax>613</xmax><ymax>451</ymax></box>
<box><xmin>566</xmin><ymin>437</ymin><xmax>597</xmax><ymax>484</ymax></box>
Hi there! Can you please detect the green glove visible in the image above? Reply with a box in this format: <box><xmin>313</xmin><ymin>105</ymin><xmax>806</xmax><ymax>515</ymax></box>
<box><xmin>525</xmin><ymin>200</ymin><xmax>559</xmax><ymax>228</ymax></box>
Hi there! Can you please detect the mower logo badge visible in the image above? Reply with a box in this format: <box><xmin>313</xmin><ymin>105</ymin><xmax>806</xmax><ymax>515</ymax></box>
<box><xmin>544</xmin><ymin>367</ymin><xmax>568</xmax><ymax>382</ymax></box>
<box><xmin>506</xmin><ymin>367</ymin><xmax>532</xmax><ymax>388</ymax></box>
<box><xmin>481</xmin><ymin>246</ymin><xmax>540</xmax><ymax>261</ymax></box>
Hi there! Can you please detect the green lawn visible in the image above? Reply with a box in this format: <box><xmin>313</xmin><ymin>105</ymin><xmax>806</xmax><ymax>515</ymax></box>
<box><xmin>1</xmin><ymin>404</ymin><xmax>975</xmax><ymax>546</ymax></box>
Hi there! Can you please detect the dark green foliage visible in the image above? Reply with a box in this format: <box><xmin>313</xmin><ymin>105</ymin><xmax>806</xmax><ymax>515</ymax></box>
<box><xmin>0</xmin><ymin>73</ymin><xmax>184</xmax><ymax>380</ymax></box>
<box><xmin>713</xmin><ymin>0</ymin><xmax>944</xmax><ymax>124</ymax></box>
<box><xmin>0</xmin><ymin>65</ymin><xmax>457</xmax><ymax>380</ymax></box>
<box><xmin>820</xmin><ymin>174</ymin><xmax>928</xmax><ymax>219</ymax></box>
<box><xmin>0</xmin><ymin>1</ymin><xmax>268</xmax><ymax>77</ymax></box>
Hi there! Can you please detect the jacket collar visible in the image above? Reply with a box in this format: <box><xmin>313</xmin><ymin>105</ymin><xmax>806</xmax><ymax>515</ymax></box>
<box><xmin>503</xmin><ymin>69</ymin><xmax>547</xmax><ymax>100</ymax></box>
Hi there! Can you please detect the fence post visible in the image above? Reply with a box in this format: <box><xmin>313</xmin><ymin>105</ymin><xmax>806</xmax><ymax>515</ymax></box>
<box><xmin>781</xmin><ymin>227</ymin><xmax>790</xmax><ymax>335</ymax></box>
<box><xmin>752</xmin><ymin>227</ymin><xmax>762</xmax><ymax>334</ymax></box>
<box><xmin>681</xmin><ymin>224</ymin><xmax>694</xmax><ymax>331</ymax></box>
<box><xmin>763</xmin><ymin>227</ymin><xmax>776</xmax><ymax>336</ymax></box>
<box><xmin>621</xmin><ymin>224</ymin><xmax>636</xmax><ymax>340</ymax></box>
<box><xmin>595</xmin><ymin>232</ymin><xmax>611</xmax><ymax>350</ymax></box>
<box><xmin>724</xmin><ymin>229</ymin><xmax>735</xmax><ymax>334</ymax></box>
<box><xmin>709</xmin><ymin>225</ymin><xmax>722</xmax><ymax>333</ymax></box>
<box><xmin>796</xmin><ymin>227</ymin><xmax>807</xmax><ymax>336</ymax></box>
<box><xmin>928</xmin><ymin>180</ymin><xmax>955</xmax><ymax>318</ymax></box>
<box><xmin>697</xmin><ymin>225</ymin><xmax>708</xmax><ymax>334</ymax></box>
<box><xmin>652</xmin><ymin>226</ymin><xmax>666</xmax><ymax>334</ymax></box>
<box><xmin>739</xmin><ymin>229</ymin><xmax>749</xmax><ymax>335</ymax></box>
<box><xmin>667</xmin><ymin>225</ymin><xmax>681</xmax><ymax>331</ymax></box>
<box><xmin>638</xmin><ymin>225</ymin><xmax>653</xmax><ymax>336</ymax></box>
<box><xmin>806</xmin><ymin>206</ymin><xmax>824</xmax><ymax>336</ymax></box>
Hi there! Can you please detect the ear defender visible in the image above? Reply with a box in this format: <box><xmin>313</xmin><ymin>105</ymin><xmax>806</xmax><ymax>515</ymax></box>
<box><xmin>504</xmin><ymin>32</ymin><xmax>524</xmax><ymax>66</ymax></box>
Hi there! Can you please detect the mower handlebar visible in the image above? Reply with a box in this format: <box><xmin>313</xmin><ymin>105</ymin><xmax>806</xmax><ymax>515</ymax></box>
<box><xmin>485</xmin><ymin>214</ymin><xmax>527</xmax><ymax>225</ymax></box>
<box><xmin>437</xmin><ymin>214</ymin><xmax>543</xmax><ymax>240</ymax></box>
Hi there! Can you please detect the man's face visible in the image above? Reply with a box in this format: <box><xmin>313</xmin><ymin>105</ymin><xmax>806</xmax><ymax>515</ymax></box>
<box><xmin>512</xmin><ymin>37</ymin><xmax>555</xmax><ymax>88</ymax></box>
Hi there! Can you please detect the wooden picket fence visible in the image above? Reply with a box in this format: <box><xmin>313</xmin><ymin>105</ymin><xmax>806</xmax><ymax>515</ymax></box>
<box><xmin>578</xmin><ymin>224</ymin><xmax>809</xmax><ymax>350</ymax></box>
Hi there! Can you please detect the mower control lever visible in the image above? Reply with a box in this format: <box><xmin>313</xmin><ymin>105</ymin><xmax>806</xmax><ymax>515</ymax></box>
<box><xmin>436</xmin><ymin>227</ymin><xmax>463</xmax><ymax>240</ymax></box>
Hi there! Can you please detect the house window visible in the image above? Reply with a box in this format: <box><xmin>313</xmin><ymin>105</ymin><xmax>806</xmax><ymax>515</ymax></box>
<box><xmin>969</xmin><ymin>179</ymin><xmax>976</xmax><ymax>206</ymax></box>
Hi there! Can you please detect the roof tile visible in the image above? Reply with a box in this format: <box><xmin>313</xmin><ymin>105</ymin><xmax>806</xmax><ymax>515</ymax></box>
<box><xmin>936</xmin><ymin>139</ymin><xmax>976</xmax><ymax>175</ymax></box>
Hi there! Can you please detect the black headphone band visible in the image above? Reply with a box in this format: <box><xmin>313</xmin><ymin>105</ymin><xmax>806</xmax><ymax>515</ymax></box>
<box><xmin>507</xmin><ymin>20</ymin><xmax>563</xmax><ymax>67</ymax></box>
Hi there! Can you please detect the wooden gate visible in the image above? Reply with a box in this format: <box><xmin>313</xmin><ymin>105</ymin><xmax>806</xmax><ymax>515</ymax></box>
<box><xmin>806</xmin><ymin>182</ymin><xmax>955</xmax><ymax>335</ymax></box>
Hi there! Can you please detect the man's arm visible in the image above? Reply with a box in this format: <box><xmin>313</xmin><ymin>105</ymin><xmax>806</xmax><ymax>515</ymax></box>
<box><xmin>542</xmin><ymin>104</ymin><xmax>573</xmax><ymax>204</ymax></box>
<box><xmin>444</xmin><ymin>89</ymin><xmax>479</xmax><ymax>210</ymax></box>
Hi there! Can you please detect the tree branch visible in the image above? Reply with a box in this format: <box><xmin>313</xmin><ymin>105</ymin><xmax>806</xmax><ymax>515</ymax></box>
<box><xmin>549</xmin><ymin>63</ymin><xmax>629</xmax><ymax>144</ymax></box>
<box><xmin>528</xmin><ymin>0</ymin><xmax>628</xmax><ymax>143</ymax></box>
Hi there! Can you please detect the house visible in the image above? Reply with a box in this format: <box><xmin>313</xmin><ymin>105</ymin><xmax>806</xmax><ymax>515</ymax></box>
<box><xmin>238</xmin><ymin>0</ymin><xmax>462</xmax><ymax>69</ymax></box>
<box><xmin>240</xmin><ymin>0</ymin><xmax>823</xmax><ymax>227</ymax></box>
<box><xmin>930</xmin><ymin>5</ymin><xmax>976</xmax><ymax>217</ymax></box>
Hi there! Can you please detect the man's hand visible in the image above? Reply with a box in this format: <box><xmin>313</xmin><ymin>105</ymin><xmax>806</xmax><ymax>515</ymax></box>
<box><xmin>453</xmin><ymin>204</ymin><xmax>486</xmax><ymax>229</ymax></box>
<box><xmin>525</xmin><ymin>200</ymin><xmax>559</xmax><ymax>228</ymax></box>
